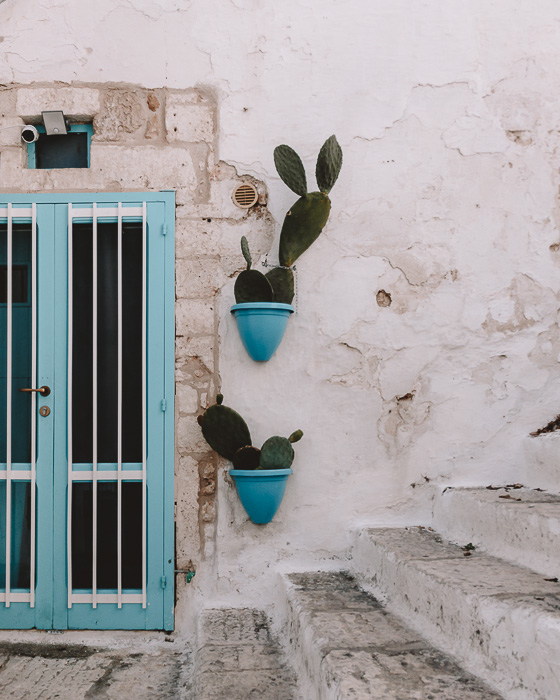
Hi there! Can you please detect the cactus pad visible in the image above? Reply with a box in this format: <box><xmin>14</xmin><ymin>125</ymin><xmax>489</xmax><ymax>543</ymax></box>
<box><xmin>232</xmin><ymin>445</ymin><xmax>261</xmax><ymax>470</ymax></box>
<box><xmin>265</xmin><ymin>267</ymin><xmax>295</xmax><ymax>305</ymax></box>
<box><xmin>199</xmin><ymin>400</ymin><xmax>252</xmax><ymax>460</ymax></box>
<box><xmin>274</xmin><ymin>145</ymin><xmax>308</xmax><ymax>197</ymax></box>
<box><xmin>240</xmin><ymin>236</ymin><xmax>252</xmax><ymax>269</ymax></box>
<box><xmin>278</xmin><ymin>192</ymin><xmax>331</xmax><ymax>267</ymax></box>
<box><xmin>289</xmin><ymin>429</ymin><xmax>303</xmax><ymax>443</ymax></box>
<box><xmin>234</xmin><ymin>269</ymin><xmax>274</xmax><ymax>304</ymax></box>
<box><xmin>260</xmin><ymin>435</ymin><xmax>295</xmax><ymax>470</ymax></box>
<box><xmin>315</xmin><ymin>135</ymin><xmax>343</xmax><ymax>194</ymax></box>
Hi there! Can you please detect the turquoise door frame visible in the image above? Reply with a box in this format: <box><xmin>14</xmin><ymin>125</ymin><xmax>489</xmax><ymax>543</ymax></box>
<box><xmin>0</xmin><ymin>192</ymin><xmax>175</xmax><ymax>630</ymax></box>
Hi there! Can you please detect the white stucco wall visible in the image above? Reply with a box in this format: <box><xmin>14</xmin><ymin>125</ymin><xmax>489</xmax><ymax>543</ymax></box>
<box><xmin>2</xmin><ymin>0</ymin><xmax>560</xmax><ymax>618</ymax></box>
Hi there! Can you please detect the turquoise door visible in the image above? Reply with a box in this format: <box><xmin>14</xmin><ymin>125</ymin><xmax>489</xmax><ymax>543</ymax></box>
<box><xmin>0</xmin><ymin>193</ymin><xmax>175</xmax><ymax>630</ymax></box>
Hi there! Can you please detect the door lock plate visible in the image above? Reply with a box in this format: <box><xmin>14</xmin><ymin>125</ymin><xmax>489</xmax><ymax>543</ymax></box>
<box><xmin>39</xmin><ymin>406</ymin><xmax>50</xmax><ymax>417</ymax></box>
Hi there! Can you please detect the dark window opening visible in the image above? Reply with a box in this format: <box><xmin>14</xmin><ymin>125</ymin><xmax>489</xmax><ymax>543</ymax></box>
<box><xmin>35</xmin><ymin>131</ymin><xmax>89</xmax><ymax>169</ymax></box>
<box><xmin>72</xmin><ymin>222</ymin><xmax>143</xmax><ymax>464</ymax></box>
<box><xmin>0</xmin><ymin>482</ymin><xmax>34</xmax><ymax>589</ymax></box>
<box><xmin>72</xmin><ymin>482</ymin><xmax>143</xmax><ymax>590</ymax></box>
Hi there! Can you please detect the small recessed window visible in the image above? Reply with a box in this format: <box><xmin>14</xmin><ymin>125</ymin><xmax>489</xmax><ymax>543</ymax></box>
<box><xmin>27</xmin><ymin>123</ymin><xmax>93</xmax><ymax>170</ymax></box>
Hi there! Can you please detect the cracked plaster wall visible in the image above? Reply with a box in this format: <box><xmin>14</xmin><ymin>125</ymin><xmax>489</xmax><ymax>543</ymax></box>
<box><xmin>2</xmin><ymin>0</ymin><xmax>560</xmax><ymax>620</ymax></box>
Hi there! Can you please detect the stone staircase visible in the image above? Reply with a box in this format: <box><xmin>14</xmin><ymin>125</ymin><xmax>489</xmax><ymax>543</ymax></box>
<box><xmin>281</xmin><ymin>570</ymin><xmax>501</xmax><ymax>699</ymax></box>
<box><xmin>431</xmin><ymin>486</ymin><xmax>560</xmax><ymax>578</ymax></box>
<box><xmin>194</xmin><ymin>486</ymin><xmax>560</xmax><ymax>698</ymax></box>
<box><xmin>348</xmin><ymin>487</ymin><xmax>560</xmax><ymax>700</ymax></box>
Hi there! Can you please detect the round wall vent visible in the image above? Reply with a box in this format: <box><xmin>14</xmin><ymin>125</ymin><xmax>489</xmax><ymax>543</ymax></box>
<box><xmin>232</xmin><ymin>183</ymin><xmax>258</xmax><ymax>209</ymax></box>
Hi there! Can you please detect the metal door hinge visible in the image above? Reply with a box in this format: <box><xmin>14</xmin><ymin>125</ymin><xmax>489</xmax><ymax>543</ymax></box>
<box><xmin>162</xmin><ymin>223</ymin><xmax>167</xmax><ymax>236</ymax></box>
<box><xmin>160</xmin><ymin>576</ymin><xmax>167</xmax><ymax>589</ymax></box>
<box><xmin>161</xmin><ymin>399</ymin><xmax>167</xmax><ymax>412</ymax></box>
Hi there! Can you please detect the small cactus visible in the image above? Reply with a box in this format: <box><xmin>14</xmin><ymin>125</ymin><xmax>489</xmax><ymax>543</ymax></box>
<box><xmin>234</xmin><ymin>237</ymin><xmax>274</xmax><ymax>303</ymax></box>
<box><xmin>198</xmin><ymin>395</ymin><xmax>252</xmax><ymax>460</ymax></box>
<box><xmin>199</xmin><ymin>398</ymin><xmax>304</xmax><ymax>471</ymax></box>
<box><xmin>233</xmin><ymin>137</ymin><xmax>341</xmax><ymax>302</ymax></box>
<box><xmin>259</xmin><ymin>431</ymin><xmax>303</xmax><ymax>470</ymax></box>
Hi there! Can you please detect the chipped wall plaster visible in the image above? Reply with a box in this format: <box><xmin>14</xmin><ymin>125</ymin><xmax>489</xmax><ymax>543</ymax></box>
<box><xmin>1</xmin><ymin>0</ymin><xmax>560</xmax><ymax>620</ymax></box>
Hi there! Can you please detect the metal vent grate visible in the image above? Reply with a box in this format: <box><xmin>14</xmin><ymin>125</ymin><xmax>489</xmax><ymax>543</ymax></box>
<box><xmin>232</xmin><ymin>183</ymin><xmax>258</xmax><ymax>209</ymax></box>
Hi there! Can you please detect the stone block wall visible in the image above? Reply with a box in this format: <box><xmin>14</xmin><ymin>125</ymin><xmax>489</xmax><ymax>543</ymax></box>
<box><xmin>0</xmin><ymin>82</ymin><xmax>275</xmax><ymax>619</ymax></box>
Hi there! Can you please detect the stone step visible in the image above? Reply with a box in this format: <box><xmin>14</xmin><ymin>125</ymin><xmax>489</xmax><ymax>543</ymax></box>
<box><xmin>432</xmin><ymin>486</ymin><xmax>560</xmax><ymax>578</ymax></box>
<box><xmin>282</xmin><ymin>571</ymin><xmax>502</xmax><ymax>700</ymax></box>
<box><xmin>193</xmin><ymin>608</ymin><xmax>300</xmax><ymax>700</ymax></box>
<box><xmin>352</xmin><ymin>527</ymin><xmax>560</xmax><ymax>700</ymax></box>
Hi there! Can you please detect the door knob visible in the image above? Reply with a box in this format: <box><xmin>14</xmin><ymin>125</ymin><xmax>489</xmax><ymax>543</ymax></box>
<box><xmin>19</xmin><ymin>385</ymin><xmax>51</xmax><ymax>397</ymax></box>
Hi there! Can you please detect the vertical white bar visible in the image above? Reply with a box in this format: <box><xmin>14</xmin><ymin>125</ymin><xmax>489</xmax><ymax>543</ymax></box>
<box><xmin>30</xmin><ymin>203</ymin><xmax>37</xmax><ymax>608</ymax></box>
<box><xmin>92</xmin><ymin>203</ymin><xmax>98</xmax><ymax>609</ymax></box>
<box><xmin>5</xmin><ymin>203</ymin><xmax>12</xmax><ymax>607</ymax></box>
<box><xmin>141</xmin><ymin>202</ymin><xmax>147</xmax><ymax>609</ymax></box>
<box><xmin>117</xmin><ymin>202</ymin><xmax>123</xmax><ymax>609</ymax></box>
<box><xmin>67</xmin><ymin>203</ymin><xmax>73</xmax><ymax>609</ymax></box>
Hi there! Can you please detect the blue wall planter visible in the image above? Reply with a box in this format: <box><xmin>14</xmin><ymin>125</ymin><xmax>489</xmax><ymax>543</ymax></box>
<box><xmin>231</xmin><ymin>302</ymin><xmax>294</xmax><ymax>362</ymax></box>
<box><xmin>230</xmin><ymin>468</ymin><xmax>292</xmax><ymax>524</ymax></box>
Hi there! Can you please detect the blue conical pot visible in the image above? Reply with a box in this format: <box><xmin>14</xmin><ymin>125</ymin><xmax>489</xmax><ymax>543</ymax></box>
<box><xmin>231</xmin><ymin>302</ymin><xmax>294</xmax><ymax>362</ymax></box>
<box><xmin>229</xmin><ymin>468</ymin><xmax>292</xmax><ymax>524</ymax></box>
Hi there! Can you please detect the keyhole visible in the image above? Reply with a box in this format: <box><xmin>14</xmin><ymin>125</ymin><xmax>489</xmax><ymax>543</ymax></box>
<box><xmin>40</xmin><ymin>406</ymin><xmax>50</xmax><ymax>417</ymax></box>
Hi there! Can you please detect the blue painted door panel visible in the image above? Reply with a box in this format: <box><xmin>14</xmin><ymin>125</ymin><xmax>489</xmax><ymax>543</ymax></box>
<box><xmin>0</xmin><ymin>193</ymin><xmax>175</xmax><ymax>631</ymax></box>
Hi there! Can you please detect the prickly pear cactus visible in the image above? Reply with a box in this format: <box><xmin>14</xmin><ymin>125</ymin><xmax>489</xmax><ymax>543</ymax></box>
<box><xmin>232</xmin><ymin>445</ymin><xmax>261</xmax><ymax>470</ymax></box>
<box><xmin>232</xmin><ymin>137</ymin><xmax>341</xmax><ymax>304</ymax></box>
<box><xmin>234</xmin><ymin>237</ymin><xmax>274</xmax><ymax>303</ymax></box>
<box><xmin>259</xmin><ymin>433</ymin><xmax>302</xmax><ymax>470</ymax></box>
<box><xmin>198</xmin><ymin>395</ymin><xmax>252</xmax><ymax>460</ymax></box>
<box><xmin>265</xmin><ymin>267</ymin><xmax>295</xmax><ymax>305</ymax></box>
<box><xmin>275</xmin><ymin>135</ymin><xmax>342</xmax><ymax>268</ymax></box>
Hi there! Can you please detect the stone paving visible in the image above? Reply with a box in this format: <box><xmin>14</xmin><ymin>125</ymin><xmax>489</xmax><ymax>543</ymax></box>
<box><xmin>0</xmin><ymin>638</ymin><xmax>193</xmax><ymax>699</ymax></box>
<box><xmin>193</xmin><ymin>608</ymin><xmax>300</xmax><ymax>700</ymax></box>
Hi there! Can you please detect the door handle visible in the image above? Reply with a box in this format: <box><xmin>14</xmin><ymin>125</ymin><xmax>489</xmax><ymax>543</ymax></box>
<box><xmin>19</xmin><ymin>385</ymin><xmax>51</xmax><ymax>397</ymax></box>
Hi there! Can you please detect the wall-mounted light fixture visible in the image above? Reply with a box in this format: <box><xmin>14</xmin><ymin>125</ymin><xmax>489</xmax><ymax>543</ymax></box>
<box><xmin>41</xmin><ymin>110</ymin><xmax>68</xmax><ymax>136</ymax></box>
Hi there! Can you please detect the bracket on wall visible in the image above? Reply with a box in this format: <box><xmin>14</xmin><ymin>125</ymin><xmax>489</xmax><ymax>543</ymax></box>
<box><xmin>175</xmin><ymin>569</ymin><xmax>196</xmax><ymax>584</ymax></box>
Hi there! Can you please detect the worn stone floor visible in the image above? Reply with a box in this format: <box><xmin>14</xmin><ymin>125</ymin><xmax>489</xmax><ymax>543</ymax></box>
<box><xmin>0</xmin><ymin>637</ymin><xmax>193</xmax><ymax>699</ymax></box>
<box><xmin>193</xmin><ymin>608</ymin><xmax>300</xmax><ymax>700</ymax></box>
<box><xmin>0</xmin><ymin>618</ymin><xmax>298</xmax><ymax>700</ymax></box>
